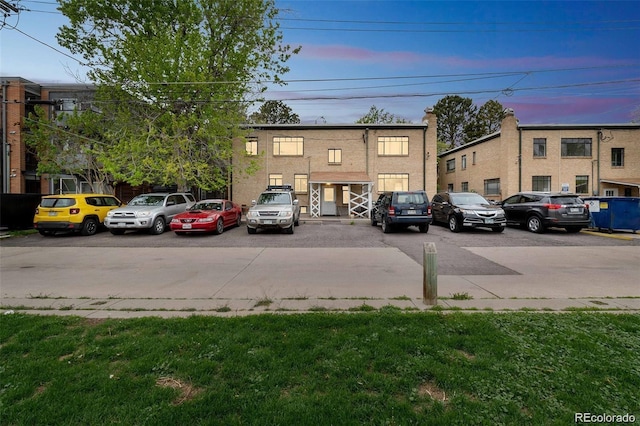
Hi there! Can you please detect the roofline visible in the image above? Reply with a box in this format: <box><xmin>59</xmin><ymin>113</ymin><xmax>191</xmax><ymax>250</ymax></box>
<box><xmin>244</xmin><ymin>123</ymin><xmax>428</xmax><ymax>130</ymax></box>
<box><xmin>600</xmin><ymin>179</ymin><xmax>640</xmax><ymax>188</ymax></box>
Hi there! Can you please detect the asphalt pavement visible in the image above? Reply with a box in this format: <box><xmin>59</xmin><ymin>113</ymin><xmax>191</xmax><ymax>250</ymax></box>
<box><xmin>2</xmin><ymin>223</ymin><xmax>639</xmax><ymax>317</ymax></box>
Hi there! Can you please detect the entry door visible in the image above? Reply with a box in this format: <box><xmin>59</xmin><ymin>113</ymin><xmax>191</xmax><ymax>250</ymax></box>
<box><xmin>321</xmin><ymin>186</ymin><xmax>337</xmax><ymax>216</ymax></box>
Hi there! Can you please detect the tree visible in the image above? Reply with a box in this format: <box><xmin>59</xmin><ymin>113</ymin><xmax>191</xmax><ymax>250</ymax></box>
<box><xmin>56</xmin><ymin>0</ymin><xmax>299</xmax><ymax>192</ymax></box>
<box><xmin>464</xmin><ymin>100</ymin><xmax>505</xmax><ymax>143</ymax></box>
<box><xmin>356</xmin><ymin>105</ymin><xmax>410</xmax><ymax>124</ymax></box>
<box><xmin>249</xmin><ymin>100</ymin><xmax>300</xmax><ymax>124</ymax></box>
<box><xmin>432</xmin><ymin>96</ymin><xmax>477</xmax><ymax>150</ymax></box>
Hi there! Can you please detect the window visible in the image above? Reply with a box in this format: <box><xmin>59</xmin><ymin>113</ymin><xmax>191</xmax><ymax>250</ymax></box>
<box><xmin>447</xmin><ymin>183</ymin><xmax>454</xmax><ymax>192</ymax></box>
<box><xmin>446</xmin><ymin>158</ymin><xmax>455</xmax><ymax>172</ymax></box>
<box><xmin>377</xmin><ymin>174</ymin><xmax>408</xmax><ymax>192</ymax></box>
<box><xmin>472</xmin><ymin>151</ymin><xmax>476</xmax><ymax>165</ymax></box>
<box><xmin>328</xmin><ymin>149</ymin><xmax>342</xmax><ymax>165</ymax></box>
<box><xmin>378</xmin><ymin>136</ymin><xmax>408</xmax><ymax>156</ymax></box>
<box><xmin>461</xmin><ymin>155</ymin><xmax>467</xmax><ymax>170</ymax></box>
<box><xmin>532</xmin><ymin>176</ymin><xmax>551</xmax><ymax>192</ymax></box>
<box><xmin>575</xmin><ymin>175</ymin><xmax>589</xmax><ymax>194</ymax></box>
<box><xmin>561</xmin><ymin>138</ymin><xmax>592</xmax><ymax>157</ymax></box>
<box><xmin>294</xmin><ymin>174</ymin><xmax>308</xmax><ymax>194</ymax></box>
<box><xmin>484</xmin><ymin>178</ymin><xmax>500</xmax><ymax>195</ymax></box>
<box><xmin>533</xmin><ymin>138</ymin><xmax>546</xmax><ymax>157</ymax></box>
<box><xmin>461</xmin><ymin>182</ymin><xmax>469</xmax><ymax>192</ymax></box>
<box><xmin>273</xmin><ymin>137</ymin><xmax>303</xmax><ymax>156</ymax></box>
<box><xmin>611</xmin><ymin>148</ymin><xmax>624</xmax><ymax>167</ymax></box>
<box><xmin>245</xmin><ymin>137</ymin><xmax>258</xmax><ymax>156</ymax></box>
<box><xmin>269</xmin><ymin>174</ymin><xmax>283</xmax><ymax>186</ymax></box>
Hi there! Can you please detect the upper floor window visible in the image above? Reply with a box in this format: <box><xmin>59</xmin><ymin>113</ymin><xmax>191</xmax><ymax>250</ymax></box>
<box><xmin>446</xmin><ymin>158</ymin><xmax>456</xmax><ymax>172</ymax></box>
<box><xmin>378</xmin><ymin>136</ymin><xmax>408</xmax><ymax>156</ymax></box>
<box><xmin>611</xmin><ymin>148</ymin><xmax>624</xmax><ymax>167</ymax></box>
<box><xmin>461</xmin><ymin>155</ymin><xmax>467</xmax><ymax>170</ymax></box>
<box><xmin>533</xmin><ymin>138</ymin><xmax>547</xmax><ymax>157</ymax></box>
<box><xmin>576</xmin><ymin>175</ymin><xmax>589</xmax><ymax>194</ymax></box>
<box><xmin>472</xmin><ymin>151</ymin><xmax>477</xmax><ymax>165</ymax></box>
<box><xmin>328</xmin><ymin>149</ymin><xmax>342</xmax><ymax>165</ymax></box>
<box><xmin>269</xmin><ymin>173</ymin><xmax>283</xmax><ymax>186</ymax></box>
<box><xmin>245</xmin><ymin>137</ymin><xmax>258</xmax><ymax>156</ymax></box>
<box><xmin>461</xmin><ymin>182</ymin><xmax>469</xmax><ymax>192</ymax></box>
<box><xmin>294</xmin><ymin>174</ymin><xmax>308</xmax><ymax>194</ymax></box>
<box><xmin>377</xmin><ymin>173</ymin><xmax>408</xmax><ymax>192</ymax></box>
<box><xmin>561</xmin><ymin>138</ymin><xmax>592</xmax><ymax>157</ymax></box>
<box><xmin>273</xmin><ymin>137</ymin><xmax>303</xmax><ymax>156</ymax></box>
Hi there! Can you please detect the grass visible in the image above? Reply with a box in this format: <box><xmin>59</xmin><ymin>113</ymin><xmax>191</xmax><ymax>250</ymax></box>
<box><xmin>1</xmin><ymin>312</ymin><xmax>639</xmax><ymax>424</ymax></box>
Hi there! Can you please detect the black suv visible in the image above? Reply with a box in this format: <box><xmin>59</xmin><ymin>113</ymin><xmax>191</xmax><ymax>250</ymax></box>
<box><xmin>371</xmin><ymin>191</ymin><xmax>432</xmax><ymax>233</ymax></box>
<box><xmin>431</xmin><ymin>192</ymin><xmax>506</xmax><ymax>233</ymax></box>
<box><xmin>500</xmin><ymin>192</ymin><xmax>590</xmax><ymax>233</ymax></box>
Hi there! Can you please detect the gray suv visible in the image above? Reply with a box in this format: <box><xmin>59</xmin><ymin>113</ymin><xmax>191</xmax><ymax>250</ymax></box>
<box><xmin>500</xmin><ymin>192</ymin><xmax>590</xmax><ymax>233</ymax></box>
<box><xmin>105</xmin><ymin>192</ymin><xmax>196</xmax><ymax>235</ymax></box>
<box><xmin>246</xmin><ymin>185</ymin><xmax>300</xmax><ymax>234</ymax></box>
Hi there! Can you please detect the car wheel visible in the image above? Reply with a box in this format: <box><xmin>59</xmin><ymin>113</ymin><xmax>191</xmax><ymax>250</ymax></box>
<box><xmin>236</xmin><ymin>214</ymin><xmax>242</xmax><ymax>227</ymax></box>
<box><xmin>419</xmin><ymin>223</ymin><xmax>429</xmax><ymax>233</ymax></box>
<box><xmin>381</xmin><ymin>217</ymin><xmax>392</xmax><ymax>233</ymax></box>
<box><xmin>492</xmin><ymin>227</ymin><xmax>505</xmax><ymax>233</ymax></box>
<box><xmin>109</xmin><ymin>229</ymin><xmax>125</xmax><ymax>235</ymax></box>
<box><xmin>371</xmin><ymin>215</ymin><xmax>378</xmax><ymax>226</ymax></box>
<box><xmin>150</xmin><ymin>217</ymin><xmax>165</xmax><ymax>235</ymax></box>
<box><xmin>247</xmin><ymin>227</ymin><xmax>257</xmax><ymax>234</ymax></box>
<box><xmin>565</xmin><ymin>226</ymin><xmax>582</xmax><ymax>233</ymax></box>
<box><xmin>526</xmin><ymin>215</ymin><xmax>544</xmax><ymax>233</ymax></box>
<box><xmin>285</xmin><ymin>223</ymin><xmax>295</xmax><ymax>234</ymax></box>
<box><xmin>448</xmin><ymin>216</ymin><xmax>460</xmax><ymax>233</ymax></box>
<box><xmin>80</xmin><ymin>218</ymin><xmax>98</xmax><ymax>236</ymax></box>
<box><xmin>294</xmin><ymin>215</ymin><xmax>300</xmax><ymax>226</ymax></box>
<box><xmin>214</xmin><ymin>218</ymin><xmax>224</xmax><ymax>235</ymax></box>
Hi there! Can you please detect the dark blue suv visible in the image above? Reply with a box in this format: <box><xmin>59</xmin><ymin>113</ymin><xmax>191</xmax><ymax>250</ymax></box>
<box><xmin>371</xmin><ymin>191</ymin><xmax>432</xmax><ymax>233</ymax></box>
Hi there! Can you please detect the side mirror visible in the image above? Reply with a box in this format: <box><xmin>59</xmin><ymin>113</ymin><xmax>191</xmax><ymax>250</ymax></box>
<box><xmin>293</xmin><ymin>199</ymin><xmax>299</xmax><ymax>205</ymax></box>
<box><xmin>251</xmin><ymin>200</ymin><xmax>256</xmax><ymax>206</ymax></box>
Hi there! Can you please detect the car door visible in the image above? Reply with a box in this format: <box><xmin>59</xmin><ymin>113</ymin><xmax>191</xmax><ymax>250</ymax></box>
<box><xmin>431</xmin><ymin>194</ymin><xmax>448</xmax><ymax>223</ymax></box>
<box><xmin>95</xmin><ymin>196</ymin><xmax>121</xmax><ymax>222</ymax></box>
<box><xmin>372</xmin><ymin>194</ymin><xmax>384</xmax><ymax>221</ymax></box>
<box><xmin>501</xmin><ymin>195</ymin><xmax>522</xmax><ymax>224</ymax></box>
<box><xmin>166</xmin><ymin>194</ymin><xmax>186</xmax><ymax>220</ymax></box>
<box><xmin>223</xmin><ymin>201</ymin><xmax>236</xmax><ymax>227</ymax></box>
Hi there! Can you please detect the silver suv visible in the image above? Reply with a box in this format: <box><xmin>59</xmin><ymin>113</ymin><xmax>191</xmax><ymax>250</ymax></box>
<box><xmin>105</xmin><ymin>192</ymin><xmax>195</xmax><ymax>235</ymax></box>
<box><xmin>246</xmin><ymin>185</ymin><xmax>300</xmax><ymax>234</ymax></box>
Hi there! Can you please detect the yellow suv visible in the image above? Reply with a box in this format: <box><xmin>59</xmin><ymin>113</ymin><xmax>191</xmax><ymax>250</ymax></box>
<box><xmin>33</xmin><ymin>194</ymin><xmax>123</xmax><ymax>236</ymax></box>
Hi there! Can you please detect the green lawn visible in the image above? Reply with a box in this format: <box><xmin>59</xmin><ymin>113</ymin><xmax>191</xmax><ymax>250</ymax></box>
<box><xmin>1</xmin><ymin>311</ymin><xmax>638</xmax><ymax>425</ymax></box>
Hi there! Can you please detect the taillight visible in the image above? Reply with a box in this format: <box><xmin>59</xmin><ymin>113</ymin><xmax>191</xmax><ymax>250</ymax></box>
<box><xmin>427</xmin><ymin>206</ymin><xmax>432</xmax><ymax>215</ymax></box>
<box><xmin>388</xmin><ymin>206</ymin><xmax>396</xmax><ymax>216</ymax></box>
<box><xmin>584</xmin><ymin>203</ymin><xmax>589</xmax><ymax>210</ymax></box>
<box><xmin>35</xmin><ymin>207</ymin><xmax>39</xmax><ymax>214</ymax></box>
<box><xmin>545</xmin><ymin>203</ymin><xmax>562</xmax><ymax>210</ymax></box>
<box><xmin>70</xmin><ymin>208</ymin><xmax>80</xmax><ymax>214</ymax></box>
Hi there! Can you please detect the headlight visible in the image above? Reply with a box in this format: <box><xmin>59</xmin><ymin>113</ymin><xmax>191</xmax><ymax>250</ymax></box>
<box><xmin>197</xmin><ymin>217</ymin><xmax>214</xmax><ymax>223</ymax></box>
<box><xmin>107</xmin><ymin>211</ymin><xmax>114</xmax><ymax>217</ymax></box>
<box><xmin>247</xmin><ymin>210</ymin><xmax>258</xmax><ymax>218</ymax></box>
<box><xmin>279</xmin><ymin>210</ymin><xmax>292</xmax><ymax>217</ymax></box>
<box><xmin>137</xmin><ymin>211</ymin><xmax>151</xmax><ymax>217</ymax></box>
<box><xmin>170</xmin><ymin>218</ymin><xmax>180</xmax><ymax>224</ymax></box>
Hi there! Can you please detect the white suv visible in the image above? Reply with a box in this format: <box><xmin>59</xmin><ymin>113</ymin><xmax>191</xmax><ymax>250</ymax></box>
<box><xmin>246</xmin><ymin>185</ymin><xmax>300</xmax><ymax>234</ymax></box>
<box><xmin>105</xmin><ymin>192</ymin><xmax>195</xmax><ymax>235</ymax></box>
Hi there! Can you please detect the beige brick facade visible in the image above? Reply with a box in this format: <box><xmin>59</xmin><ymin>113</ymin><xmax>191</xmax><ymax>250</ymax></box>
<box><xmin>232</xmin><ymin>113</ymin><xmax>438</xmax><ymax>217</ymax></box>
<box><xmin>438</xmin><ymin>110</ymin><xmax>640</xmax><ymax>200</ymax></box>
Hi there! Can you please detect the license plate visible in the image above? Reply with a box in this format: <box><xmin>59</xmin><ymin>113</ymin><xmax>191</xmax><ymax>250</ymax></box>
<box><xmin>118</xmin><ymin>222</ymin><xmax>126</xmax><ymax>227</ymax></box>
<box><xmin>406</xmin><ymin>210</ymin><xmax>417</xmax><ymax>215</ymax></box>
<box><xmin>264</xmin><ymin>220</ymin><xmax>274</xmax><ymax>224</ymax></box>
<box><xmin>485</xmin><ymin>218</ymin><xmax>494</xmax><ymax>224</ymax></box>
<box><xmin>569</xmin><ymin>208</ymin><xmax>581</xmax><ymax>214</ymax></box>
<box><xmin>48</xmin><ymin>211</ymin><xmax>57</xmax><ymax>217</ymax></box>
<box><xmin>182</xmin><ymin>223</ymin><xmax>192</xmax><ymax>229</ymax></box>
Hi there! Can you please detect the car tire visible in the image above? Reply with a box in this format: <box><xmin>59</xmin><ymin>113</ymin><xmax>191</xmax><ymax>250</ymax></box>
<box><xmin>371</xmin><ymin>216</ymin><xmax>378</xmax><ymax>226</ymax></box>
<box><xmin>448</xmin><ymin>216</ymin><xmax>460</xmax><ymax>233</ymax></box>
<box><xmin>419</xmin><ymin>223</ymin><xmax>429</xmax><ymax>233</ymax></box>
<box><xmin>565</xmin><ymin>226</ymin><xmax>582</xmax><ymax>233</ymax></box>
<box><xmin>150</xmin><ymin>217</ymin><xmax>165</xmax><ymax>235</ymax></box>
<box><xmin>526</xmin><ymin>215</ymin><xmax>544</xmax><ymax>233</ymax></box>
<box><xmin>294</xmin><ymin>216</ymin><xmax>300</xmax><ymax>227</ymax></box>
<box><xmin>492</xmin><ymin>227</ymin><xmax>505</xmax><ymax>233</ymax></box>
<box><xmin>247</xmin><ymin>227</ymin><xmax>257</xmax><ymax>234</ymax></box>
<box><xmin>80</xmin><ymin>218</ymin><xmax>98</xmax><ymax>236</ymax></box>
<box><xmin>214</xmin><ymin>218</ymin><xmax>224</xmax><ymax>235</ymax></box>
<box><xmin>381</xmin><ymin>217</ymin><xmax>392</xmax><ymax>233</ymax></box>
<box><xmin>109</xmin><ymin>229</ymin><xmax>125</xmax><ymax>235</ymax></box>
<box><xmin>236</xmin><ymin>214</ymin><xmax>242</xmax><ymax>227</ymax></box>
<box><xmin>285</xmin><ymin>224</ymin><xmax>295</xmax><ymax>234</ymax></box>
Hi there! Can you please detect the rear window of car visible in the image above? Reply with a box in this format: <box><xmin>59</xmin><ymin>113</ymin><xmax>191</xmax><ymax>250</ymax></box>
<box><xmin>550</xmin><ymin>196</ymin><xmax>583</xmax><ymax>204</ymax></box>
<box><xmin>40</xmin><ymin>198</ymin><xmax>76</xmax><ymax>208</ymax></box>
<box><xmin>394</xmin><ymin>192</ymin><xmax>427</xmax><ymax>204</ymax></box>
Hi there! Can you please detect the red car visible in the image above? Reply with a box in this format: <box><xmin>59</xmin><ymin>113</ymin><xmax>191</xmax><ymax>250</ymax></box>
<box><xmin>170</xmin><ymin>199</ymin><xmax>242</xmax><ymax>235</ymax></box>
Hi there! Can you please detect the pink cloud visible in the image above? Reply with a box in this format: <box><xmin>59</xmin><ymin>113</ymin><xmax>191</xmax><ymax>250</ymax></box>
<box><xmin>504</xmin><ymin>96</ymin><xmax>638</xmax><ymax>123</ymax></box>
<box><xmin>299</xmin><ymin>44</ymin><xmax>426</xmax><ymax>65</ymax></box>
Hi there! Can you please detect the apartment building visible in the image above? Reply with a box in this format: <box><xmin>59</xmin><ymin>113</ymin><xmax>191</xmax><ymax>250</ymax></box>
<box><xmin>438</xmin><ymin>109</ymin><xmax>640</xmax><ymax>201</ymax></box>
<box><xmin>233</xmin><ymin>112</ymin><xmax>438</xmax><ymax>218</ymax></box>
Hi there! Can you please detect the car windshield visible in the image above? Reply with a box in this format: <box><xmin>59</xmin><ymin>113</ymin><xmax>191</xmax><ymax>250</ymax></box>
<box><xmin>129</xmin><ymin>195</ymin><xmax>165</xmax><ymax>206</ymax></box>
<box><xmin>450</xmin><ymin>193</ymin><xmax>490</xmax><ymax>205</ymax></box>
<box><xmin>395</xmin><ymin>193</ymin><xmax>426</xmax><ymax>204</ymax></box>
<box><xmin>190</xmin><ymin>202</ymin><xmax>223</xmax><ymax>211</ymax></box>
<box><xmin>550</xmin><ymin>196</ymin><xmax>583</xmax><ymax>205</ymax></box>
<box><xmin>257</xmin><ymin>193</ymin><xmax>291</xmax><ymax>204</ymax></box>
<box><xmin>40</xmin><ymin>198</ymin><xmax>75</xmax><ymax>208</ymax></box>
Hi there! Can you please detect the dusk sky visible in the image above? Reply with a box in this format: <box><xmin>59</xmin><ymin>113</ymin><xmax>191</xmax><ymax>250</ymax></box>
<box><xmin>2</xmin><ymin>1</ymin><xmax>639</xmax><ymax>124</ymax></box>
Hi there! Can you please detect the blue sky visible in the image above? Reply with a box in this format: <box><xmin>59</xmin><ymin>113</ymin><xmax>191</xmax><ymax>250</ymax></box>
<box><xmin>2</xmin><ymin>0</ymin><xmax>639</xmax><ymax>124</ymax></box>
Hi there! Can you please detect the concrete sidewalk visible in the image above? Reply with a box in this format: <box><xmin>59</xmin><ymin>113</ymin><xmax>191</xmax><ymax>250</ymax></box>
<box><xmin>2</xmin><ymin>243</ymin><xmax>639</xmax><ymax>318</ymax></box>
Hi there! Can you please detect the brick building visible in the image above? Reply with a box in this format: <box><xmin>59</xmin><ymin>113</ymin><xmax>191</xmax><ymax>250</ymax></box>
<box><xmin>438</xmin><ymin>109</ymin><xmax>640</xmax><ymax>200</ymax></box>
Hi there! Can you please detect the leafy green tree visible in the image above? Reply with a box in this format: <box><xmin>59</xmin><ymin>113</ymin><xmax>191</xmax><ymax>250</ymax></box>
<box><xmin>56</xmin><ymin>0</ymin><xmax>299</xmax><ymax>192</ymax></box>
<box><xmin>464</xmin><ymin>100</ymin><xmax>505</xmax><ymax>142</ymax></box>
<box><xmin>356</xmin><ymin>105</ymin><xmax>410</xmax><ymax>124</ymax></box>
<box><xmin>432</xmin><ymin>96</ymin><xmax>477</xmax><ymax>150</ymax></box>
<box><xmin>249</xmin><ymin>100</ymin><xmax>300</xmax><ymax>124</ymax></box>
